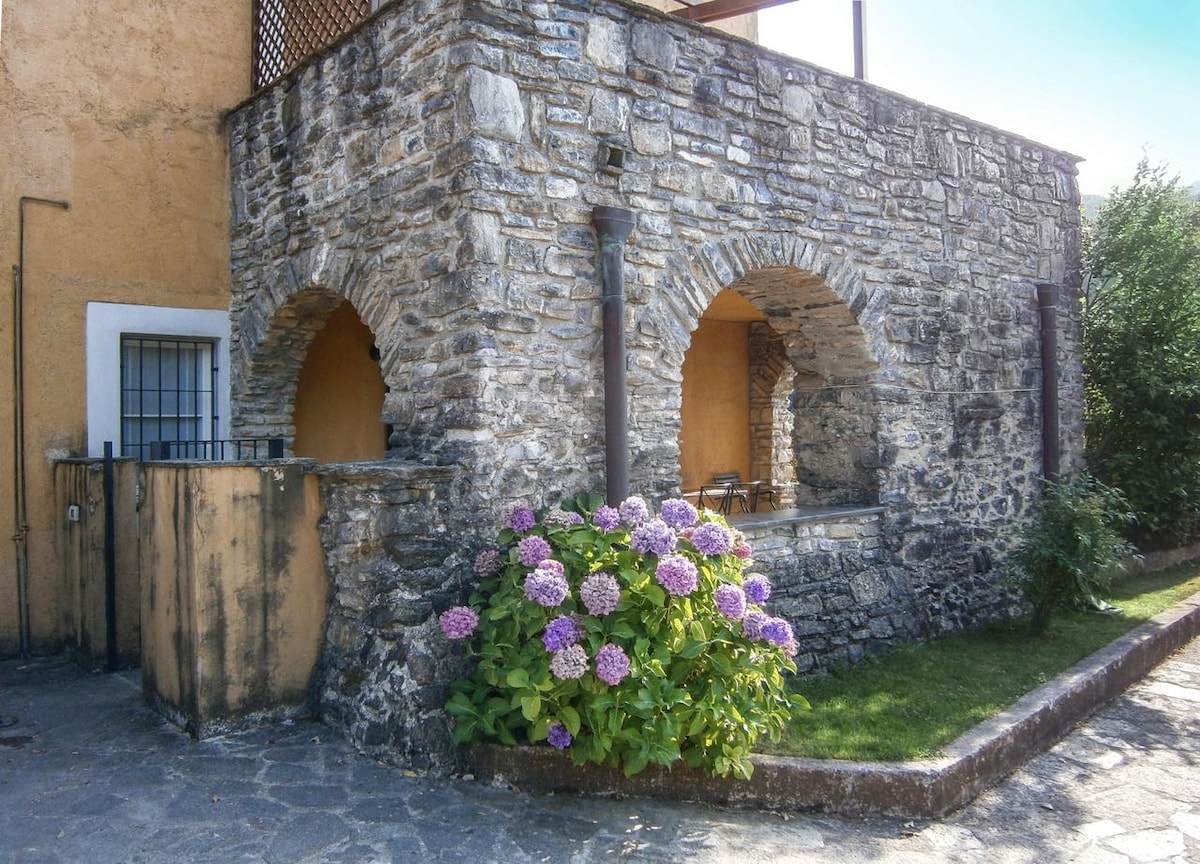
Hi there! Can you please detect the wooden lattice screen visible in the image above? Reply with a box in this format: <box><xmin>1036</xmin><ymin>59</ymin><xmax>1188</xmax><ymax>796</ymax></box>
<box><xmin>253</xmin><ymin>0</ymin><xmax>373</xmax><ymax>89</ymax></box>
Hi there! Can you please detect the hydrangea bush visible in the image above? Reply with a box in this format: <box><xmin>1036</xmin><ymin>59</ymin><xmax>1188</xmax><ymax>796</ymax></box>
<box><xmin>439</xmin><ymin>493</ymin><xmax>807</xmax><ymax>779</ymax></box>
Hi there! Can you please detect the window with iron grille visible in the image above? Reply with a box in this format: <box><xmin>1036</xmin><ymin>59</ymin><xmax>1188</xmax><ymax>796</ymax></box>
<box><xmin>253</xmin><ymin>0</ymin><xmax>374</xmax><ymax>90</ymax></box>
<box><xmin>120</xmin><ymin>337</ymin><xmax>217</xmax><ymax>460</ymax></box>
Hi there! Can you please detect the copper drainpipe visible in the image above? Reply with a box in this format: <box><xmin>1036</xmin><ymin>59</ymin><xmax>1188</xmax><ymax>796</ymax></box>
<box><xmin>1037</xmin><ymin>284</ymin><xmax>1060</xmax><ymax>482</ymax></box>
<box><xmin>591</xmin><ymin>206</ymin><xmax>635</xmax><ymax>505</ymax></box>
<box><xmin>12</xmin><ymin>196</ymin><xmax>70</xmax><ymax>657</ymax></box>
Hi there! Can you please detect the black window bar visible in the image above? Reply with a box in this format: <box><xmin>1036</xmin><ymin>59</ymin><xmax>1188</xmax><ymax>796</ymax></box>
<box><xmin>120</xmin><ymin>336</ymin><xmax>216</xmax><ymax>461</ymax></box>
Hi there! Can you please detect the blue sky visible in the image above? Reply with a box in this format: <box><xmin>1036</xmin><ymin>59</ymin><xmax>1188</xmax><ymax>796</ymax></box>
<box><xmin>758</xmin><ymin>0</ymin><xmax>1200</xmax><ymax>195</ymax></box>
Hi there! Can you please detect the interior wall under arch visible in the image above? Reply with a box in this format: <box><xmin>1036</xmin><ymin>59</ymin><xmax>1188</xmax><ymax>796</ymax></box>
<box><xmin>679</xmin><ymin>318</ymin><xmax>751</xmax><ymax>491</ymax></box>
<box><xmin>292</xmin><ymin>301</ymin><xmax>387</xmax><ymax>464</ymax></box>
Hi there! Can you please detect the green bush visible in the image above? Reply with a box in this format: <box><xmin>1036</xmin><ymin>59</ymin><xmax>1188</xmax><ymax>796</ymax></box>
<box><xmin>1012</xmin><ymin>474</ymin><xmax>1137</xmax><ymax>635</ymax></box>
<box><xmin>439</xmin><ymin>493</ymin><xmax>807</xmax><ymax>779</ymax></box>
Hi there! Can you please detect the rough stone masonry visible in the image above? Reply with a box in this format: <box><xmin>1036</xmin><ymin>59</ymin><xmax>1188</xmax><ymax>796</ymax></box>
<box><xmin>226</xmin><ymin>0</ymin><xmax>1084</xmax><ymax>770</ymax></box>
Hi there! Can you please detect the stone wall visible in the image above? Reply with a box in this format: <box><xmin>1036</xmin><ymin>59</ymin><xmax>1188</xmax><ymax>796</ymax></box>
<box><xmin>227</xmin><ymin>0</ymin><xmax>1084</xmax><ymax>767</ymax></box>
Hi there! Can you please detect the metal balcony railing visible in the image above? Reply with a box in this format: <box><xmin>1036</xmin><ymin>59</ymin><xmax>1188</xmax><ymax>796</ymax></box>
<box><xmin>141</xmin><ymin>438</ymin><xmax>286</xmax><ymax>461</ymax></box>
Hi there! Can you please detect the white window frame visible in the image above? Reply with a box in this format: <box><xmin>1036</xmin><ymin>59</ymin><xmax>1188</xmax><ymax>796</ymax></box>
<box><xmin>86</xmin><ymin>302</ymin><xmax>231</xmax><ymax>458</ymax></box>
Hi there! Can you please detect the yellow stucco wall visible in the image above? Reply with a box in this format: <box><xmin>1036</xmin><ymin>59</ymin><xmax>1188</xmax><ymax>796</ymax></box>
<box><xmin>139</xmin><ymin>462</ymin><xmax>328</xmax><ymax>735</ymax></box>
<box><xmin>293</xmin><ymin>302</ymin><xmax>388</xmax><ymax>464</ymax></box>
<box><xmin>680</xmin><ymin>318</ymin><xmax>752</xmax><ymax>492</ymax></box>
<box><xmin>0</xmin><ymin>0</ymin><xmax>250</xmax><ymax>654</ymax></box>
<box><xmin>635</xmin><ymin>0</ymin><xmax>759</xmax><ymax>42</ymax></box>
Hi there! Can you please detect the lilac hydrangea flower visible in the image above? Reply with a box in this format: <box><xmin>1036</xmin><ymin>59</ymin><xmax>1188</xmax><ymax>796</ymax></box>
<box><xmin>550</xmin><ymin>644</ymin><xmax>588</xmax><ymax>680</ymax></box>
<box><xmin>631</xmin><ymin>518</ymin><xmax>677</xmax><ymax>557</ymax></box>
<box><xmin>714</xmin><ymin>583</ymin><xmax>747</xmax><ymax>620</ymax></box>
<box><xmin>505</xmin><ymin>504</ymin><xmax>537</xmax><ymax>533</ymax></box>
<box><xmin>580</xmin><ymin>571</ymin><xmax>621</xmax><ymax>616</ymax></box>
<box><xmin>689</xmin><ymin>522</ymin><xmax>732</xmax><ymax>556</ymax></box>
<box><xmin>660</xmin><ymin>498</ymin><xmax>698</xmax><ymax>530</ymax></box>
<box><xmin>542</xmin><ymin>615</ymin><xmax>583</xmax><ymax>652</ymax></box>
<box><xmin>655</xmin><ymin>554</ymin><xmax>699</xmax><ymax>596</ymax></box>
<box><xmin>542</xmin><ymin>508</ymin><xmax>581</xmax><ymax>527</ymax></box>
<box><xmin>618</xmin><ymin>495</ymin><xmax>650</xmax><ymax>527</ymax></box>
<box><xmin>473</xmin><ymin>548</ymin><xmax>502</xmax><ymax>576</ymax></box>
<box><xmin>524</xmin><ymin>566</ymin><xmax>570</xmax><ymax>608</ymax></box>
<box><xmin>594</xmin><ymin>643</ymin><xmax>631</xmax><ymax>686</ymax></box>
<box><xmin>547</xmin><ymin>721</ymin><xmax>573</xmax><ymax>749</ymax></box>
<box><xmin>517</xmin><ymin>535</ymin><xmax>553</xmax><ymax>567</ymax></box>
<box><xmin>761</xmin><ymin>617</ymin><xmax>794</xmax><ymax>648</ymax></box>
<box><xmin>742</xmin><ymin>609</ymin><xmax>769</xmax><ymax>640</ymax></box>
<box><xmin>593</xmin><ymin>505</ymin><xmax>621</xmax><ymax>532</ymax></box>
<box><xmin>743</xmin><ymin>574</ymin><xmax>772</xmax><ymax>605</ymax></box>
<box><xmin>438</xmin><ymin>606</ymin><xmax>478</xmax><ymax>640</ymax></box>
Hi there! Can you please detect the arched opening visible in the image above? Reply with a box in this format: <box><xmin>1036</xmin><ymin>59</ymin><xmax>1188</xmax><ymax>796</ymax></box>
<box><xmin>679</xmin><ymin>267</ymin><xmax>880</xmax><ymax>513</ymax></box>
<box><xmin>292</xmin><ymin>300</ymin><xmax>387</xmax><ymax>463</ymax></box>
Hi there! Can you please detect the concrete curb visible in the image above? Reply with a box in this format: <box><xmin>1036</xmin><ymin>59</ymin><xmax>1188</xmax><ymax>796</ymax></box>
<box><xmin>471</xmin><ymin>591</ymin><xmax>1200</xmax><ymax>818</ymax></box>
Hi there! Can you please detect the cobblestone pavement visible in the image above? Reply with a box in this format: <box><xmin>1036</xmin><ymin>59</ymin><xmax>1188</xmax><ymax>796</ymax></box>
<box><xmin>2</xmin><ymin>638</ymin><xmax>1198</xmax><ymax>864</ymax></box>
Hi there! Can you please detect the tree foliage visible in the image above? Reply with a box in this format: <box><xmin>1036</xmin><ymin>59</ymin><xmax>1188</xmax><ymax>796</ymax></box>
<box><xmin>1083</xmin><ymin>162</ymin><xmax>1200</xmax><ymax>545</ymax></box>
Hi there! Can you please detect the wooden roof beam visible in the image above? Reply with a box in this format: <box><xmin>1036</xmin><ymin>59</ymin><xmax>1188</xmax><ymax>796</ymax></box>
<box><xmin>671</xmin><ymin>0</ymin><xmax>799</xmax><ymax>24</ymax></box>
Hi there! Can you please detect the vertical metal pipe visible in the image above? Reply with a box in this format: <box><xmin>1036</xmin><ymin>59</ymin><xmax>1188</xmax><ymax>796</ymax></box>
<box><xmin>12</xmin><ymin>196</ymin><xmax>69</xmax><ymax>657</ymax></box>
<box><xmin>591</xmin><ymin>206</ymin><xmax>635</xmax><ymax>505</ymax></box>
<box><xmin>103</xmin><ymin>442</ymin><xmax>118</xmax><ymax>671</ymax></box>
<box><xmin>1037</xmin><ymin>284</ymin><xmax>1061</xmax><ymax>482</ymax></box>
<box><xmin>853</xmin><ymin>0</ymin><xmax>867</xmax><ymax>80</ymax></box>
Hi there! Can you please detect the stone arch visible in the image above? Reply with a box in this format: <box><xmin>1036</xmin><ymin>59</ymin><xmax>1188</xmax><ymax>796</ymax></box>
<box><xmin>230</xmin><ymin>246</ymin><xmax>394</xmax><ymax>451</ymax></box>
<box><xmin>650</xmin><ymin>235</ymin><xmax>883</xmax><ymax>506</ymax></box>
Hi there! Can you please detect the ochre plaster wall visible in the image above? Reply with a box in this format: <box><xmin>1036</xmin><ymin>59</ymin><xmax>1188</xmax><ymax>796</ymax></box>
<box><xmin>635</xmin><ymin>0</ymin><xmax>758</xmax><ymax>42</ymax></box>
<box><xmin>680</xmin><ymin>318</ymin><xmax>751</xmax><ymax>491</ymax></box>
<box><xmin>52</xmin><ymin>459</ymin><xmax>140</xmax><ymax>668</ymax></box>
<box><xmin>293</xmin><ymin>301</ymin><xmax>388</xmax><ymax>464</ymax></box>
<box><xmin>0</xmin><ymin>0</ymin><xmax>250</xmax><ymax>654</ymax></box>
<box><xmin>139</xmin><ymin>462</ymin><xmax>328</xmax><ymax>736</ymax></box>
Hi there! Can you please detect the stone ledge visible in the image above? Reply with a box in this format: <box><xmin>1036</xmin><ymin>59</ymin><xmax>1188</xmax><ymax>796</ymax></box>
<box><xmin>469</xmin><ymin>590</ymin><xmax>1200</xmax><ymax>818</ymax></box>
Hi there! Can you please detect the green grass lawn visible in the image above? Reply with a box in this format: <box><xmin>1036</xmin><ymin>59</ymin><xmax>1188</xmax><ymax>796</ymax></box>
<box><xmin>762</xmin><ymin>566</ymin><xmax>1200</xmax><ymax>762</ymax></box>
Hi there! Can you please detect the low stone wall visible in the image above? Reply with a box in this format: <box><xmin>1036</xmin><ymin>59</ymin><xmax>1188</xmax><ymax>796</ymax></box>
<box><xmin>735</xmin><ymin>508</ymin><xmax>905</xmax><ymax>671</ymax></box>
<box><xmin>314</xmin><ymin>462</ymin><xmax>481</xmax><ymax>772</ymax></box>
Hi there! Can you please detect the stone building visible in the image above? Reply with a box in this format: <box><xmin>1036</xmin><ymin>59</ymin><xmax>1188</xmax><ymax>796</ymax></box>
<box><xmin>225</xmin><ymin>0</ymin><xmax>1083</xmax><ymax>767</ymax></box>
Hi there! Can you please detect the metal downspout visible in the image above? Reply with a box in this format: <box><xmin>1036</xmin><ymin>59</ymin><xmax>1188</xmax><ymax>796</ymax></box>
<box><xmin>1037</xmin><ymin>284</ymin><xmax>1061</xmax><ymax>482</ymax></box>
<box><xmin>12</xmin><ymin>196</ymin><xmax>69</xmax><ymax>657</ymax></box>
<box><xmin>591</xmin><ymin>206</ymin><xmax>635</xmax><ymax>505</ymax></box>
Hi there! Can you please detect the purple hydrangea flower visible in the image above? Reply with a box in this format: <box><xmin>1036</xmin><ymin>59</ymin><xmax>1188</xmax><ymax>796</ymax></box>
<box><xmin>550</xmin><ymin>644</ymin><xmax>588</xmax><ymax>680</ymax></box>
<box><xmin>732</xmin><ymin>542</ymin><xmax>754</xmax><ymax>560</ymax></box>
<box><xmin>542</xmin><ymin>508</ymin><xmax>579</xmax><ymax>527</ymax></box>
<box><xmin>547</xmin><ymin>721</ymin><xmax>572</xmax><ymax>749</ymax></box>
<box><xmin>517</xmin><ymin>535</ymin><xmax>553</xmax><ymax>567</ymax></box>
<box><xmin>593</xmin><ymin>505</ymin><xmax>621</xmax><ymax>532</ymax></box>
<box><xmin>631</xmin><ymin>518</ymin><xmax>678</xmax><ymax>557</ymax></box>
<box><xmin>473</xmin><ymin>548</ymin><xmax>502</xmax><ymax>576</ymax></box>
<box><xmin>594</xmin><ymin>643</ymin><xmax>631</xmax><ymax>686</ymax></box>
<box><xmin>743</xmin><ymin>574</ymin><xmax>771</xmax><ymax>604</ymax></box>
<box><xmin>525</xmin><ymin>566</ymin><xmax>570</xmax><ymax>608</ymax></box>
<box><xmin>655</xmin><ymin>554</ymin><xmax>699</xmax><ymax>596</ymax></box>
<box><xmin>618</xmin><ymin>496</ymin><xmax>650</xmax><ymax>527</ymax></box>
<box><xmin>542</xmin><ymin>615</ymin><xmax>583</xmax><ymax>652</ymax></box>
<box><xmin>761</xmin><ymin>617</ymin><xmax>794</xmax><ymax>648</ymax></box>
<box><xmin>580</xmin><ymin>570</ymin><xmax>621</xmax><ymax>616</ymax></box>
<box><xmin>690</xmin><ymin>522</ymin><xmax>732</xmax><ymax>556</ymax></box>
<box><xmin>660</xmin><ymin>498</ymin><xmax>698</xmax><ymax>530</ymax></box>
<box><xmin>742</xmin><ymin>609</ymin><xmax>769</xmax><ymax>640</ymax></box>
<box><xmin>505</xmin><ymin>504</ymin><xmax>537</xmax><ymax>533</ymax></box>
<box><xmin>714</xmin><ymin>583</ymin><xmax>747</xmax><ymax>620</ymax></box>
<box><xmin>438</xmin><ymin>606</ymin><xmax>479</xmax><ymax>640</ymax></box>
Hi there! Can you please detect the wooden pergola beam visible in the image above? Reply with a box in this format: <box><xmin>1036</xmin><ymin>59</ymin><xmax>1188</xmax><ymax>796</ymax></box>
<box><xmin>671</xmin><ymin>0</ymin><xmax>799</xmax><ymax>24</ymax></box>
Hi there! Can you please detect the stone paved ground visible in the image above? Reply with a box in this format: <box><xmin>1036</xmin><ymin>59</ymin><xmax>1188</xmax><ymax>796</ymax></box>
<box><xmin>2</xmin><ymin>638</ymin><xmax>1198</xmax><ymax>864</ymax></box>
